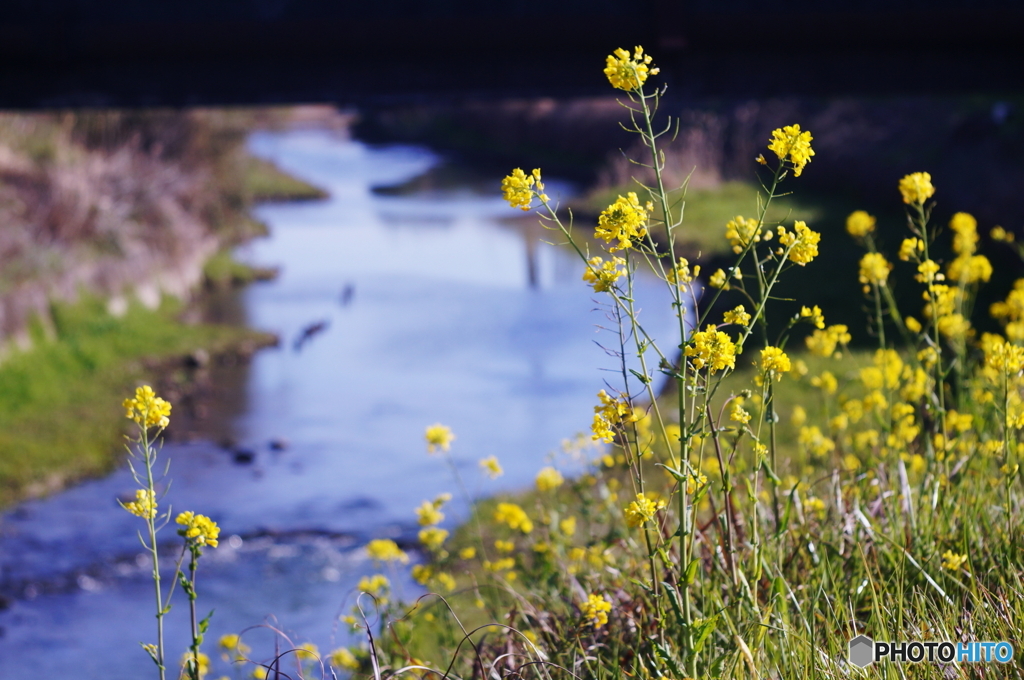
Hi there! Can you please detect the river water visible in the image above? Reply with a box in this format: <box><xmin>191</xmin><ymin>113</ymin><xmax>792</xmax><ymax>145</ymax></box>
<box><xmin>0</xmin><ymin>129</ymin><xmax>676</xmax><ymax>678</ymax></box>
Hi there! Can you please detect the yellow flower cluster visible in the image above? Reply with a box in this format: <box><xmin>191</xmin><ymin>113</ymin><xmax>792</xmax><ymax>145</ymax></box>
<box><xmin>366</xmin><ymin>538</ymin><xmax>409</xmax><ymax>564</ymax></box>
<box><xmin>898</xmin><ymin>172</ymin><xmax>935</xmax><ymax>205</ymax></box>
<box><xmin>591</xmin><ymin>389</ymin><xmax>639</xmax><ymax>443</ymax></box>
<box><xmin>723</xmin><ymin>305</ymin><xmax>751</xmax><ymax>326</ymax></box>
<box><xmin>330</xmin><ymin>648</ymin><xmax>360</xmax><ymax>671</ymax></box>
<box><xmin>414</xmin><ymin>493</ymin><xmax>450</xmax><ymax>526</ymax></box>
<box><xmin>981</xmin><ymin>333</ymin><xmax>1024</xmax><ymax>374</ymax></box>
<box><xmin>805</xmin><ymin>325</ymin><xmax>851</xmax><ymax>357</ymax></box>
<box><xmin>846</xmin><ymin>210</ymin><xmax>876</xmax><ymax>237</ymax></box>
<box><xmin>709</xmin><ymin>268</ymin><xmax>729</xmax><ymax>289</ymax></box>
<box><xmin>479</xmin><ymin>455</ymin><xmax>504</xmax><ymax>478</ymax></box>
<box><xmin>724</xmin><ymin>215</ymin><xmax>762</xmax><ymax>254</ymax></box>
<box><xmin>424</xmin><ymin>423</ymin><xmax>455</xmax><ymax>454</ymax></box>
<box><xmin>767</xmin><ymin>124</ymin><xmax>815</xmax><ymax>177</ymax></box>
<box><xmin>623</xmin><ymin>492</ymin><xmax>666</xmax><ymax>528</ymax></box>
<box><xmin>595</xmin><ymin>193</ymin><xmax>650</xmax><ymax>251</ymax></box>
<box><xmin>859</xmin><ymin>252</ymin><xmax>892</xmax><ymax>289</ymax></box>
<box><xmin>949</xmin><ymin>212</ymin><xmax>979</xmax><ymax>255</ymax></box>
<box><xmin>777</xmin><ymin>221</ymin><xmax>821</xmax><ymax>266</ymax></box>
<box><xmin>798</xmin><ymin>425</ymin><xmax>835</xmax><ymax>458</ymax></box>
<box><xmin>684</xmin><ymin>326</ymin><xmax>737</xmax><ymax>373</ymax></box>
<box><xmin>583</xmin><ymin>256</ymin><xmax>627</xmax><ymax>292</ymax></box>
<box><xmin>357</xmin><ymin>573</ymin><xmax>389</xmax><ymax>596</ymax></box>
<box><xmin>800</xmin><ymin>305</ymin><xmax>825</xmax><ymax>329</ymax></box>
<box><xmin>122</xmin><ymin>488</ymin><xmax>157</xmax><ymax>519</ymax></box>
<box><xmin>494</xmin><ymin>502</ymin><xmax>534</xmax><ymax>533</ymax></box>
<box><xmin>760</xmin><ymin>346</ymin><xmax>791</xmax><ymax>377</ymax></box>
<box><xmin>941</xmin><ymin>550</ymin><xmax>968</xmax><ymax>571</ymax></box>
<box><xmin>581</xmin><ymin>593</ymin><xmax>613</xmax><ymax>628</ymax></box>
<box><xmin>123</xmin><ymin>385</ymin><xmax>172</xmax><ymax>429</ymax></box>
<box><xmin>991</xmin><ymin>279</ymin><xmax>1024</xmax><ymax>341</ymax></box>
<box><xmin>667</xmin><ymin>257</ymin><xmax>699</xmax><ymax>287</ymax></box>
<box><xmin>180</xmin><ymin>651</ymin><xmax>210</xmax><ymax>680</ymax></box>
<box><xmin>501</xmin><ymin>168</ymin><xmax>546</xmax><ymax>211</ymax></box>
<box><xmin>175</xmin><ymin>511</ymin><xmax>220</xmax><ymax>548</ymax></box>
<box><xmin>604</xmin><ymin>46</ymin><xmax>658</xmax><ymax>91</ymax></box>
<box><xmin>535</xmin><ymin>466</ymin><xmax>565</xmax><ymax>491</ymax></box>
<box><xmin>418</xmin><ymin>526</ymin><xmax>449</xmax><ymax>552</ymax></box>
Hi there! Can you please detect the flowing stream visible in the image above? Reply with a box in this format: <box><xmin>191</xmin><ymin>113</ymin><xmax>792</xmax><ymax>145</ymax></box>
<box><xmin>0</xmin><ymin>128</ymin><xmax>677</xmax><ymax>678</ymax></box>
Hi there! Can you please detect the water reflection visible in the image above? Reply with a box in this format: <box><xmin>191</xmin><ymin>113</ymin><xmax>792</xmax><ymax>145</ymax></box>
<box><xmin>0</xmin><ymin>129</ymin><xmax>676</xmax><ymax>678</ymax></box>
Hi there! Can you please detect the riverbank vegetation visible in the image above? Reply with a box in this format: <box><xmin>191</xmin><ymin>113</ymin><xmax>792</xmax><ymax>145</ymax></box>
<box><xmin>310</xmin><ymin>50</ymin><xmax>1024</xmax><ymax>680</ymax></box>
<box><xmin>0</xmin><ymin>107</ymin><xmax>327</xmax><ymax>507</ymax></box>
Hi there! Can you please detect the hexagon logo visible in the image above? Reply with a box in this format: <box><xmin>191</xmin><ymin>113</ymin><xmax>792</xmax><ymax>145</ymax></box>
<box><xmin>849</xmin><ymin>635</ymin><xmax>875</xmax><ymax>668</ymax></box>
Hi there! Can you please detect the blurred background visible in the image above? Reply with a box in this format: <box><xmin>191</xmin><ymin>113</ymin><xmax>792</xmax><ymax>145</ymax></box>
<box><xmin>1</xmin><ymin>1</ymin><xmax>1023</xmax><ymax>677</ymax></box>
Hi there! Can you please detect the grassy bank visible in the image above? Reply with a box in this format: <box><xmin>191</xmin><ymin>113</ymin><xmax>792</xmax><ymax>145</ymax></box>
<box><xmin>0</xmin><ymin>294</ymin><xmax>276</xmax><ymax>507</ymax></box>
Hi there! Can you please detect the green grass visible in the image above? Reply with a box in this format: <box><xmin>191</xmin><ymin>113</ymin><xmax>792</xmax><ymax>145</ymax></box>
<box><xmin>242</xmin><ymin>156</ymin><xmax>328</xmax><ymax>202</ymax></box>
<box><xmin>0</xmin><ymin>294</ymin><xmax>273</xmax><ymax>507</ymax></box>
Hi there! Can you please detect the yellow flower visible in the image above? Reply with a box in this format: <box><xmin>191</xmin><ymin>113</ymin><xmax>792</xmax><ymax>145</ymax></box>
<box><xmin>175</xmin><ymin>511</ymin><xmax>220</xmax><ymax>548</ymax></box>
<box><xmin>767</xmin><ymin>124</ymin><xmax>815</xmax><ymax>177</ymax></box>
<box><xmin>414</xmin><ymin>500</ymin><xmax>444</xmax><ymax>526</ymax></box>
<box><xmin>898</xmin><ymin>172</ymin><xmax>935</xmax><ymax>205</ymax></box>
<box><xmin>329</xmin><ymin>648</ymin><xmax>360</xmax><ymax>671</ymax></box>
<box><xmin>494</xmin><ymin>502</ymin><xmax>533</xmax><ymax>533</ymax></box>
<box><xmin>411</xmin><ymin>564</ymin><xmax>433</xmax><ymax>584</ymax></box>
<box><xmin>723</xmin><ymin>305</ymin><xmax>751</xmax><ymax>326</ymax></box>
<box><xmin>418</xmin><ymin>527</ymin><xmax>449</xmax><ymax>551</ymax></box>
<box><xmin>604</xmin><ymin>46</ymin><xmax>658</xmax><ymax>91</ymax></box>
<box><xmin>730</xmin><ymin>399</ymin><xmax>751</xmax><ymax>425</ymax></box>
<box><xmin>846</xmin><ymin>210</ymin><xmax>876</xmax><ymax>237</ymax></box>
<box><xmin>800</xmin><ymin>305</ymin><xmax>825</xmax><ymax>329</ymax></box>
<box><xmin>667</xmin><ymin>257</ymin><xmax>699</xmax><ymax>287</ymax></box>
<box><xmin>684</xmin><ymin>326</ymin><xmax>737</xmax><ymax>373</ymax></box>
<box><xmin>798</xmin><ymin>426</ymin><xmax>835</xmax><ymax>458</ymax></box>
<box><xmin>559</xmin><ymin>516</ymin><xmax>577</xmax><ymax>536</ymax></box>
<box><xmin>296</xmin><ymin>643</ymin><xmax>319</xmax><ymax>662</ymax></box>
<box><xmin>805</xmin><ymin>324</ymin><xmax>851</xmax><ymax>357</ymax></box>
<box><xmin>424</xmin><ymin>423</ymin><xmax>455</xmax><ymax>453</ymax></box>
<box><xmin>501</xmin><ymin>168</ymin><xmax>545</xmax><ymax>210</ymax></box>
<box><xmin>708</xmin><ymin>268</ymin><xmax>729</xmax><ymax>289</ymax></box>
<box><xmin>947</xmin><ymin>254</ymin><xmax>992</xmax><ymax>284</ymax></box>
<box><xmin>479</xmin><ymin>455</ymin><xmax>503</xmax><ymax>479</ymax></box>
<box><xmin>859</xmin><ymin>252</ymin><xmax>892</xmax><ymax>288</ymax></box>
<box><xmin>366</xmin><ymin>539</ymin><xmax>409</xmax><ymax>564</ymax></box>
<box><xmin>982</xmin><ymin>333</ymin><xmax>1024</xmax><ymax>374</ymax></box>
<box><xmin>357</xmin><ymin>574</ymin><xmax>390</xmax><ymax>595</ymax></box>
<box><xmin>581</xmin><ymin>593</ymin><xmax>613</xmax><ymax>628</ymax></box>
<box><xmin>760</xmin><ymin>346</ymin><xmax>791</xmax><ymax>377</ymax></box>
<box><xmin>905</xmin><ymin>316</ymin><xmax>922</xmax><ymax>333</ymax></box>
<box><xmin>777</xmin><ymin>221</ymin><xmax>820</xmax><ymax>265</ymax></box>
<box><xmin>811</xmin><ymin>371</ymin><xmax>838</xmax><ymax>395</ymax></box>
<box><xmin>941</xmin><ymin>550</ymin><xmax>967</xmax><ymax>571</ymax></box>
<box><xmin>991</xmin><ymin>225</ymin><xmax>1015</xmax><ymax>242</ymax></box>
<box><xmin>582</xmin><ymin>256</ymin><xmax>627</xmax><ymax>292</ymax></box>
<box><xmin>595</xmin><ymin>192</ymin><xmax>649</xmax><ymax>251</ymax></box>
<box><xmin>494</xmin><ymin>539</ymin><xmax>515</xmax><ymax>553</ymax></box>
<box><xmin>591</xmin><ymin>389</ymin><xmax>639</xmax><ymax>443</ymax></box>
<box><xmin>122</xmin><ymin>488</ymin><xmax>157</xmax><ymax>519</ymax></box>
<box><xmin>724</xmin><ymin>215</ymin><xmax>762</xmax><ymax>253</ymax></box>
<box><xmin>791</xmin><ymin>405</ymin><xmax>807</xmax><ymax>427</ymax></box>
<box><xmin>181</xmin><ymin>652</ymin><xmax>211</xmax><ymax>680</ymax></box>
<box><xmin>623</xmin><ymin>492</ymin><xmax>666</xmax><ymax>528</ymax></box>
<box><xmin>123</xmin><ymin>385</ymin><xmax>172</xmax><ymax>429</ymax></box>
<box><xmin>949</xmin><ymin>212</ymin><xmax>978</xmax><ymax>255</ymax></box>
<box><xmin>535</xmin><ymin>466</ymin><xmax>565</xmax><ymax>492</ymax></box>
<box><xmin>435</xmin><ymin>572</ymin><xmax>456</xmax><ymax>591</ymax></box>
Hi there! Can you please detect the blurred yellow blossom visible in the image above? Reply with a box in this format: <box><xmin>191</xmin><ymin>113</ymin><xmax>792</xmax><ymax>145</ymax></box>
<box><xmin>479</xmin><ymin>455</ymin><xmax>504</xmax><ymax>479</ymax></box>
<box><xmin>859</xmin><ymin>252</ymin><xmax>892</xmax><ymax>288</ymax></box>
<box><xmin>366</xmin><ymin>539</ymin><xmax>409</xmax><ymax>564</ymax></box>
<box><xmin>709</xmin><ymin>268</ymin><xmax>729</xmax><ymax>289</ymax></box>
<box><xmin>899</xmin><ymin>172</ymin><xmax>935</xmax><ymax>205</ymax></box>
<box><xmin>559</xmin><ymin>516</ymin><xmax>577</xmax><ymax>536</ymax></box>
<box><xmin>581</xmin><ymin>593</ymin><xmax>613</xmax><ymax>627</ymax></box>
<box><xmin>357</xmin><ymin>574</ymin><xmax>389</xmax><ymax>595</ymax></box>
<box><xmin>425</xmin><ymin>423</ymin><xmax>455</xmax><ymax>453</ymax></box>
<box><xmin>949</xmin><ymin>212</ymin><xmax>978</xmax><ymax>255</ymax></box>
<box><xmin>805</xmin><ymin>324</ymin><xmax>851</xmax><ymax>357</ymax></box>
<box><xmin>535</xmin><ymin>466</ymin><xmax>565</xmax><ymax>491</ymax></box>
<box><xmin>846</xmin><ymin>210</ymin><xmax>876</xmax><ymax>237</ymax></box>
<box><xmin>725</xmin><ymin>215</ymin><xmax>762</xmax><ymax>253</ymax></box>
<box><xmin>330</xmin><ymin>648</ymin><xmax>360</xmax><ymax>671</ymax></box>
<box><xmin>418</xmin><ymin>527</ymin><xmax>448</xmax><ymax>551</ymax></box>
<box><xmin>941</xmin><ymin>550</ymin><xmax>967</xmax><ymax>571</ymax></box>
<box><xmin>800</xmin><ymin>305</ymin><xmax>825</xmax><ymax>329</ymax></box>
<box><xmin>760</xmin><ymin>346</ymin><xmax>791</xmax><ymax>377</ymax></box>
<box><xmin>494</xmin><ymin>502</ymin><xmax>534</xmax><ymax>533</ymax></box>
